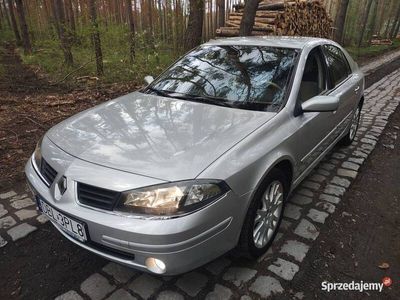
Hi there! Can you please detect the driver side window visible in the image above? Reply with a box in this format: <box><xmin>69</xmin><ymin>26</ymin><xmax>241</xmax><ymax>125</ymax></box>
<box><xmin>298</xmin><ymin>48</ymin><xmax>327</xmax><ymax>103</ymax></box>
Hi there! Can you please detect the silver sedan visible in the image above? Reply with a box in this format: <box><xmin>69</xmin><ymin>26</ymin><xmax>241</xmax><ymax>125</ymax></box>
<box><xmin>25</xmin><ymin>36</ymin><xmax>364</xmax><ymax>275</ymax></box>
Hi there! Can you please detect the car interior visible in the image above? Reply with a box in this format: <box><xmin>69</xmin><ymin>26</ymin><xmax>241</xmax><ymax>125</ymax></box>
<box><xmin>298</xmin><ymin>49</ymin><xmax>327</xmax><ymax>103</ymax></box>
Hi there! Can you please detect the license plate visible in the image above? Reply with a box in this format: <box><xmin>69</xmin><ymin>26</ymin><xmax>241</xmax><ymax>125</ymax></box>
<box><xmin>38</xmin><ymin>198</ymin><xmax>87</xmax><ymax>242</ymax></box>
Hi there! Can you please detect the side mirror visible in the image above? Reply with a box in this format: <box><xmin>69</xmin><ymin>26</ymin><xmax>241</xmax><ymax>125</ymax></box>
<box><xmin>144</xmin><ymin>75</ymin><xmax>154</xmax><ymax>85</ymax></box>
<box><xmin>301</xmin><ymin>95</ymin><xmax>340</xmax><ymax>112</ymax></box>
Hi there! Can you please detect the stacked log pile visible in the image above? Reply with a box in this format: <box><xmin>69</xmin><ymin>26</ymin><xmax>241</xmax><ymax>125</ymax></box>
<box><xmin>216</xmin><ymin>0</ymin><xmax>333</xmax><ymax>38</ymax></box>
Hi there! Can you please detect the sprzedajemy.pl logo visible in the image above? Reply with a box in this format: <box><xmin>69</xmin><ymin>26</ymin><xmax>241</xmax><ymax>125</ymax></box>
<box><xmin>321</xmin><ymin>277</ymin><xmax>392</xmax><ymax>293</ymax></box>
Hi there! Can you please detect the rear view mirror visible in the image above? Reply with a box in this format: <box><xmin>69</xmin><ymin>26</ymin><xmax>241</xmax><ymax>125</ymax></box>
<box><xmin>301</xmin><ymin>95</ymin><xmax>340</xmax><ymax>112</ymax></box>
<box><xmin>144</xmin><ymin>75</ymin><xmax>154</xmax><ymax>85</ymax></box>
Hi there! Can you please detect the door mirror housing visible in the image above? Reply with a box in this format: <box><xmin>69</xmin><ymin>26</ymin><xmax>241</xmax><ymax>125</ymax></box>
<box><xmin>301</xmin><ymin>95</ymin><xmax>340</xmax><ymax>112</ymax></box>
<box><xmin>144</xmin><ymin>75</ymin><xmax>154</xmax><ymax>85</ymax></box>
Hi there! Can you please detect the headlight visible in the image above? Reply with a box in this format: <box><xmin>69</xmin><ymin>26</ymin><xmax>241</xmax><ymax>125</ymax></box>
<box><xmin>32</xmin><ymin>136</ymin><xmax>44</xmax><ymax>170</ymax></box>
<box><xmin>115</xmin><ymin>180</ymin><xmax>230</xmax><ymax>215</ymax></box>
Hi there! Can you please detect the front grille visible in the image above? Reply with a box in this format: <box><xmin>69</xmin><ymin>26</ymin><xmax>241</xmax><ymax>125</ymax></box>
<box><xmin>40</xmin><ymin>159</ymin><xmax>57</xmax><ymax>186</ymax></box>
<box><xmin>77</xmin><ymin>183</ymin><xmax>121</xmax><ymax>210</ymax></box>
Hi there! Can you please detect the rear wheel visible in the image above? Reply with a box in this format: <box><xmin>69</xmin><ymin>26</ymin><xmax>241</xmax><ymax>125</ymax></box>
<box><xmin>341</xmin><ymin>104</ymin><xmax>361</xmax><ymax>146</ymax></box>
<box><xmin>238</xmin><ymin>169</ymin><xmax>288</xmax><ymax>258</ymax></box>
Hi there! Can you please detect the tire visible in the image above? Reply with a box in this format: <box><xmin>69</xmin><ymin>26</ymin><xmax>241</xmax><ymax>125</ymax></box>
<box><xmin>237</xmin><ymin>168</ymin><xmax>289</xmax><ymax>258</ymax></box>
<box><xmin>341</xmin><ymin>104</ymin><xmax>362</xmax><ymax>146</ymax></box>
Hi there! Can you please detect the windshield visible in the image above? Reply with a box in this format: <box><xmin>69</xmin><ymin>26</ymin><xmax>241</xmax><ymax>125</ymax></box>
<box><xmin>146</xmin><ymin>45</ymin><xmax>298</xmax><ymax>111</ymax></box>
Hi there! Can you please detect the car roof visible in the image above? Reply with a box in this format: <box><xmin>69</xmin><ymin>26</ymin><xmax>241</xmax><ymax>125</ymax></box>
<box><xmin>203</xmin><ymin>36</ymin><xmax>332</xmax><ymax>50</ymax></box>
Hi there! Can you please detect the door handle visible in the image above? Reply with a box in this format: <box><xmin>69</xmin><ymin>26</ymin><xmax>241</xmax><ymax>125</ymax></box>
<box><xmin>354</xmin><ymin>86</ymin><xmax>360</xmax><ymax>92</ymax></box>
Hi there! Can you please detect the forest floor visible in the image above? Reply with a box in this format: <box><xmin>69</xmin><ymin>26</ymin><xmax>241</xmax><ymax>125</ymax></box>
<box><xmin>0</xmin><ymin>42</ymin><xmax>140</xmax><ymax>189</ymax></box>
<box><xmin>0</xmin><ymin>41</ymin><xmax>399</xmax><ymax>299</ymax></box>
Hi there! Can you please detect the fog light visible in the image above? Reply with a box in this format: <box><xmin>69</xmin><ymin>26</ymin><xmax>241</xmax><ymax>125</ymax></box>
<box><xmin>145</xmin><ymin>257</ymin><xmax>166</xmax><ymax>274</ymax></box>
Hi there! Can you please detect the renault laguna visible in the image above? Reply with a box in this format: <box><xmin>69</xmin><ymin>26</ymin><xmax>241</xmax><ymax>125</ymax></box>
<box><xmin>25</xmin><ymin>36</ymin><xmax>364</xmax><ymax>275</ymax></box>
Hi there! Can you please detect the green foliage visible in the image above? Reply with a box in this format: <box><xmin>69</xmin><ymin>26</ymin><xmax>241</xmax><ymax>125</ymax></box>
<box><xmin>346</xmin><ymin>39</ymin><xmax>400</xmax><ymax>61</ymax></box>
<box><xmin>19</xmin><ymin>24</ymin><xmax>181</xmax><ymax>85</ymax></box>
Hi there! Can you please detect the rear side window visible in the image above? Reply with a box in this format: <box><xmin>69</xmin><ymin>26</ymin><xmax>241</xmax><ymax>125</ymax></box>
<box><xmin>323</xmin><ymin>45</ymin><xmax>351</xmax><ymax>88</ymax></box>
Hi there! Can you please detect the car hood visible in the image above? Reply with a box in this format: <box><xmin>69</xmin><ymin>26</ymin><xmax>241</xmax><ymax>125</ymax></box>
<box><xmin>47</xmin><ymin>92</ymin><xmax>276</xmax><ymax>181</ymax></box>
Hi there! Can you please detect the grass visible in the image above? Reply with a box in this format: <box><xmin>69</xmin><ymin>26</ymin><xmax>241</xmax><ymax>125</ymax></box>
<box><xmin>15</xmin><ymin>25</ymin><xmax>181</xmax><ymax>85</ymax></box>
<box><xmin>346</xmin><ymin>39</ymin><xmax>400</xmax><ymax>63</ymax></box>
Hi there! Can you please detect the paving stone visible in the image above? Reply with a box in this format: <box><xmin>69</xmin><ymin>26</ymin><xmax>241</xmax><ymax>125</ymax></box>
<box><xmin>15</xmin><ymin>209</ymin><xmax>38</xmax><ymax>221</ymax></box>
<box><xmin>157</xmin><ymin>290</ymin><xmax>184</xmax><ymax>300</ymax></box>
<box><xmin>337</xmin><ymin>168</ymin><xmax>358</xmax><ymax>179</ymax></box>
<box><xmin>342</xmin><ymin>161</ymin><xmax>360</xmax><ymax>171</ymax></box>
<box><xmin>284</xmin><ymin>203</ymin><xmax>302</xmax><ymax>220</ymax></box>
<box><xmin>0</xmin><ymin>235</ymin><xmax>7</xmax><ymax>248</ymax></box>
<box><xmin>205</xmin><ymin>284</ymin><xmax>233</xmax><ymax>300</ymax></box>
<box><xmin>324</xmin><ymin>184</ymin><xmax>346</xmax><ymax>197</ymax></box>
<box><xmin>0</xmin><ymin>216</ymin><xmax>17</xmax><ymax>229</ymax></box>
<box><xmin>175</xmin><ymin>272</ymin><xmax>208</xmax><ymax>297</ymax></box>
<box><xmin>129</xmin><ymin>274</ymin><xmax>162</xmax><ymax>299</ymax></box>
<box><xmin>249</xmin><ymin>276</ymin><xmax>283</xmax><ymax>298</ymax></box>
<box><xmin>10</xmin><ymin>198</ymin><xmax>35</xmax><ymax>209</ymax></box>
<box><xmin>267</xmin><ymin>258</ymin><xmax>299</xmax><ymax>280</ymax></box>
<box><xmin>0</xmin><ymin>204</ymin><xmax>8</xmax><ymax>217</ymax></box>
<box><xmin>280</xmin><ymin>219</ymin><xmax>292</xmax><ymax>231</ymax></box>
<box><xmin>290</xmin><ymin>194</ymin><xmax>312</xmax><ymax>205</ymax></box>
<box><xmin>315</xmin><ymin>201</ymin><xmax>336</xmax><ymax>214</ymax></box>
<box><xmin>352</xmin><ymin>150</ymin><xmax>368</xmax><ymax>158</ymax></box>
<box><xmin>331</xmin><ymin>152</ymin><xmax>346</xmax><ymax>159</ymax></box>
<box><xmin>102</xmin><ymin>262</ymin><xmax>136</xmax><ymax>283</ymax></box>
<box><xmin>307</xmin><ymin>209</ymin><xmax>329</xmax><ymax>224</ymax></box>
<box><xmin>222</xmin><ymin>267</ymin><xmax>257</xmax><ymax>287</ymax></box>
<box><xmin>296</xmin><ymin>188</ymin><xmax>314</xmax><ymax>197</ymax></box>
<box><xmin>294</xmin><ymin>219</ymin><xmax>319</xmax><ymax>240</ymax></box>
<box><xmin>280</xmin><ymin>240</ymin><xmax>310</xmax><ymax>262</ymax></box>
<box><xmin>205</xmin><ymin>257</ymin><xmax>231</xmax><ymax>275</ymax></box>
<box><xmin>319</xmin><ymin>194</ymin><xmax>340</xmax><ymax>204</ymax></box>
<box><xmin>7</xmin><ymin>223</ymin><xmax>37</xmax><ymax>241</ymax></box>
<box><xmin>330</xmin><ymin>176</ymin><xmax>351</xmax><ymax>188</ymax></box>
<box><xmin>316</xmin><ymin>168</ymin><xmax>330</xmax><ymax>177</ymax></box>
<box><xmin>37</xmin><ymin>214</ymin><xmax>49</xmax><ymax>223</ymax></box>
<box><xmin>106</xmin><ymin>289</ymin><xmax>136</xmax><ymax>300</ymax></box>
<box><xmin>240</xmin><ymin>296</ymin><xmax>252</xmax><ymax>300</ymax></box>
<box><xmin>10</xmin><ymin>194</ymin><xmax>28</xmax><ymax>201</ymax></box>
<box><xmin>0</xmin><ymin>191</ymin><xmax>17</xmax><ymax>199</ymax></box>
<box><xmin>320</xmin><ymin>163</ymin><xmax>335</xmax><ymax>171</ymax></box>
<box><xmin>81</xmin><ymin>273</ymin><xmax>116</xmax><ymax>300</ymax></box>
<box><xmin>301</xmin><ymin>181</ymin><xmax>320</xmax><ymax>191</ymax></box>
<box><xmin>309</xmin><ymin>174</ymin><xmax>326</xmax><ymax>183</ymax></box>
<box><xmin>360</xmin><ymin>138</ymin><xmax>377</xmax><ymax>145</ymax></box>
<box><xmin>55</xmin><ymin>290</ymin><xmax>84</xmax><ymax>300</ymax></box>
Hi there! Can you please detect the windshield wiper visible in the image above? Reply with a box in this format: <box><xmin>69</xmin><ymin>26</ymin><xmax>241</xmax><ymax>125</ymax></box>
<box><xmin>174</xmin><ymin>94</ymin><xmax>235</xmax><ymax>108</ymax></box>
<box><xmin>145</xmin><ymin>87</ymin><xmax>173</xmax><ymax>98</ymax></box>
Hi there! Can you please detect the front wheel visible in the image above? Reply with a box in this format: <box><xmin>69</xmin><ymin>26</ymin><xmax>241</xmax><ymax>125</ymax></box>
<box><xmin>238</xmin><ymin>169</ymin><xmax>288</xmax><ymax>258</ymax></box>
<box><xmin>341</xmin><ymin>104</ymin><xmax>361</xmax><ymax>146</ymax></box>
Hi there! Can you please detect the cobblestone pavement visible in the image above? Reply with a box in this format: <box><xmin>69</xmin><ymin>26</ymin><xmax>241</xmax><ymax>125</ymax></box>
<box><xmin>360</xmin><ymin>48</ymin><xmax>400</xmax><ymax>75</ymax></box>
<box><xmin>1</xmin><ymin>67</ymin><xmax>400</xmax><ymax>299</ymax></box>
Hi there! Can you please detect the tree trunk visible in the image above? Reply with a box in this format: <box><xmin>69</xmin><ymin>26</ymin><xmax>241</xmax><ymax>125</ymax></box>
<box><xmin>88</xmin><ymin>0</ymin><xmax>103</xmax><ymax>75</ymax></box>
<box><xmin>126</xmin><ymin>0</ymin><xmax>135</xmax><ymax>62</ymax></box>
<box><xmin>389</xmin><ymin>2</ymin><xmax>400</xmax><ymax>38</ymax></box>
<box><xmin>184</xmin><ymin>0</ymin><xmax>204</xmax><ymax>51</ymax></box>
<box><xmin>239</xmin><ymin>0</ymin><xmax>260</xmax><ymax>36</ymax></box>
<box><xmin>15</xmin><ymin>0</ymin><xmax>32</xmax><ymax>54</ymax></box>
<box><xmin>217</xmin><ymin>0</ymin><xmax>225</xmax><ymax>28</ymax></box>
<box><xmin>1</xmin><ymin>0</ymin><xmax>11</xmax><ymax>27</ymax></box>
<box><xmin>357</xmin><ymin>0</ymin><xmax>373</xmax><ymax>48</ymax></box>
<box><xmin>65</xmin><ymin>0</ymin><xmax>76</xmax><ymax>33</ymax></box>
<box><xmin>53</xmin><ymin>0</ymin><xmax>73</xmax><ymax>66</ymax></box>
<box><xmin>334</xmin><ymin>0</ymin><xmax>350</xmax><ymax>43</ymax></box>
<box><xmin>7</xmin><ymin>0</ymin><xmax>21</xmax><ymax>45</ymax></box>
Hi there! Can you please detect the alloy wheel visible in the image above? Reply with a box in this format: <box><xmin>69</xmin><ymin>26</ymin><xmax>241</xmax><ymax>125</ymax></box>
<box><xmin>253</xmin><ymin>180</ymin><xmax>284</xmax><ymax>248</ymax></box>
<box><xmin>349</xmin><ymin>107</ymin><xmax>361</xmax><ymax>140</ymax></box>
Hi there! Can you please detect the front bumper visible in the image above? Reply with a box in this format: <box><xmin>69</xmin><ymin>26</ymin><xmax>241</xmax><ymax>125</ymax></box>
<box><xmin>25</xmin><ymin>152</ymin><xmax>245</xmax><ymax>275</ymax></box>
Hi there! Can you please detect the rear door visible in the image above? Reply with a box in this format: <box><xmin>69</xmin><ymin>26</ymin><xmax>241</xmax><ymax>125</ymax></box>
<box><xmin>322</xmin><ymin>44</ymin><xmax>358</xmax><ymax>139</ymax></box>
